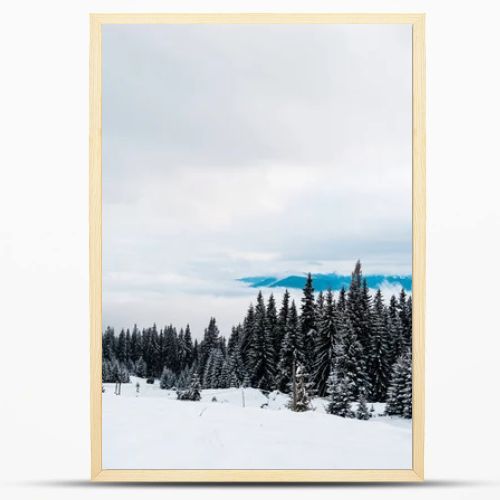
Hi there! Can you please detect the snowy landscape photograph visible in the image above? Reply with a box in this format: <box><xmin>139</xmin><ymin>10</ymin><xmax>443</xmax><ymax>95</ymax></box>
<box><xmin>100</xmin><ymin>22</ymin><xmax>414</xmax><ymax>471</ymax></box>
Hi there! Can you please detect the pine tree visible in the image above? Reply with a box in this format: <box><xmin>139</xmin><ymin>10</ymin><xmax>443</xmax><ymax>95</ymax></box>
<box><xmin>248</xmin><ymin>292</ymin><xmax>275</xmax><ymax>390</ymax></box>
<box><xmin>276</xmin><ymin>301</ymin><xmax>303</xmax><ymax>392</ymax></box>
<box><xmin>326</xmin><ymin>370</ymin><xmax>354</xmax><ymax>418</ymax></box>
<box><xmin>227</xmin><ymin>338</ymin><xmax>246</xmax><ymax>387</ymax></box>
<box><xmin>240</xmin><ymin>304</ymin><xmax>255</xmax><ymax>367</ymax></box>
<box><xmin>102</xmin><ymin>326</ymin><xmax>115</xmax><ymax>361</ymax></box>
<box><xmin>117</xmin><ymin>361</ymin><xmax>130</xmax><ymax>383</ymax></box>
<box><xmin>116</xmin><ymin>329</ymin><xmax>127</xmax><ymax>363</ymax></box>
<box><xmin>368</xmin><ymin>289</ymin><xmax>392</xmax><ymax>402</ymax></box>
<box><xmin>313</xmin><ymin>289</ymin><xmax>339</xmax><ymax>396</ymax></box>
<box><xmin>199</xmin><ymin>317</ymin><xmax>220</xmax><ymax>375</ymax></box>
<box><xmin>266</xmin><ymin>294</ymin><xmax>279</xmax><ymax>368</ymax></box>
<box><xmin>183</xmin><ymin>324</ymin><xmax>194</xmax><ymax>367</ymax></box>
<box><xmin>360</xmin><ymin>278</ymin><xmax>372</xmax><ymax>349</ymax></box>
<box><xmin>315</xmin><ymin>291</ymin><xmax>325</xmax><ymax>326</ymax></box>
<box><xmin>275</xmin><ymin>290</ymin><xmax>290</xmax><ymax>371</ymax></box>
<box><xmin>203</xmin><ymin>348</ymin><xmax>224</xmax><ymax>388</ymax></box>
<box><xmin>177</xmin><ymin>329</ymin><xmax>186</xmax><ymax>369</ymax></box>
<box><xmin>164</xmin><ymin>325</ymin><xmax>180</xmax><ymax>374</ymax></box>
<box><xmin>385</xmin><ymin>352</ymin><xmax>412</xmax><ymax>418</ymax></box>
<box><xmin>102</xmin><ymin>358</ymin><xmax>113</xmax><ymax>382</ymax></box>
<box><xmin>336</xmin><ymin>317</ymin><xmax>370</xmax><ymax>400</ymax></box>
<box><xmin>134</xmin><ymin>356</ymin><xmax>147</xmax><ymax>378</ymax></box>
<box><xmin>218</xmin><ymin>357</ymin><xmax>230</xmax><ymax>389</ymax></box>
<box><xmin>398</xmin><ymin>289</ymin><xmax>412</xmax><ymax>353</ymax></box>
<box><xmin>176</xmin><ymin>367</ymin><xmax>191</xmax><ymax>389</ymax></box>
<box><xmin>301</xmin><ymin>273</ymin><xmax>316</xmax><ymax>373</ymax></box>
<box><xmin>347</xmin><ymin>261</ymin><xmax>371</xmax><ymax>351</ymax></box>
<box><xmin>337</xmin><ymin>287</ymin><xmax>347</xmax><ymax>315</ymax></box>
<box><xmin>387</xmin><ymin>294</ymin><xmax>402</xmax><ymax>363</ymax></box>
<box><xmin>355</xmin><ymin>390</ymin><xmax>371</xmax><ymax>420</ymax></box>
<box><xmin>130</xmin><ymin>324</ymin><xmax>142</xmax><ymax>363</ymax></box>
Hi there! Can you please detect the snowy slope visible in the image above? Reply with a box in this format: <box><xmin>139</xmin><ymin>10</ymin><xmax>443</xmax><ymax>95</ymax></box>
<box><xmin>102</xmin><ymin>377</ymin><xmax>412</xmax><ymax>470</ymax></box>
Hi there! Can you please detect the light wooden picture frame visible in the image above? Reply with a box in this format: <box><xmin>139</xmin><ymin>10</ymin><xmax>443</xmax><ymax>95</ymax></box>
<box><xmin>90</xmin><ymin>13</ymin><xmax>425</xmax><ymax>482</ymax></box>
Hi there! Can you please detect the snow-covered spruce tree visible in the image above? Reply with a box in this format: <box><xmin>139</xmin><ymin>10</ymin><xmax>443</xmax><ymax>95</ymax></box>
<box><xmin>275</xmin><ymin>289</ymin><xmax>290</xmax><ymax>372</ymax></box>
<box><xmin>192</xmin><ymin>339</ymin><xmax>200</xmax><ymax>367</ymax></box>
<box><xmin>313</xmin><ymin>289</ymin><xmax>339</xmax><ymax>396</ymax></box>
<box><xmin>326</xmin><ymin>370</ymin><xmax>354</xmax><ymax>418</ymax></box>
<box><xmin>367</xmin><ymin>289</ymin><xmax>392</xmax><ymax>402</ymax></box>
<box><xmin>227</xmin><ymin>325</ymin><xmax>240</xmax><ymax>355</ymax></box>
<box><xmin>102</xmin><ymin>326</ymin><xmax>115</xmax><ymax>361</ymax></box>
<box><xmin>385</xmin><ymin>352</ymin><xmax>412</xmax><ymax>418</ymax></box>
<box><xmin>248</xmin><ymin>291</ymin><xmax>275</xmax><ymax>390</ymax></box>
<box><xmin>346</xmin><ymin>261</ymin><xmax>371</xmax><ymax>352</ymax></box>
<box><xmin>202</xmin><ymin>349</ymin><xmax>214</xmax><ymax>388</ymax></box>
<box><xmin>315</xmin><ymin>291</ymin><xmax>325</xmax><ymax>327</ymax></box>
<box><xmin>240</xmin><ymin>304</ymin><xmax>255</xmax><ymax>369</ymax></box>
<box><xmin>228</xmin><ymin>370</ymin><xmax>240</xmax><ymax>388</ymax></box>
<box><xmin>111</xmin><ymin>359</ymin><xmax>129</xmax><ymax>384</ymax></box>
<box><xmin>387</xmin><ymin>294</ymin><xmax>402</xmax><ymax>364</ymax></box>
<box><xmin>176</xmin><ymin>366</ymin><xmax>191</xmax><ymax>390</ymax></box>
<box><xmin>147</xmin><ymin>324</ymin><xmax>161</xmax><ymax>377</ymax></box>
<box><xmin>129</xmin><ymin>324</ymin><xmax>142</xmax><ymax>363</ymax></box>
<box><xmin>361</xmin><ymin>278</ymin><xmax>372</xmax><ymax>349</ymax></box>
<box><xmin>300</xmin><ymin>273</ymin><xmax>317</xmax><ymax>374</ymax></box>
<box><xmin>398</xmin><ymin>289</ymin><xmax>412</xmax><ymax>353</ymax></box>
<box><xmin>401</xmin><ymin>353</ymin><xmax>412</xmax><ymax>418</ymax></box>
<box><xmin>183</xmin><ymin>324</ymin><xmax>194</xmax><ymax>368</ymax></box>
<box><xmin>177</xmin><ymin>373</ymin><xmax>202</xmax><ymax>401</ymax></box>
<box><xmin>266</xmin><ymin>294</ymin><xmax>279</xmax><ymax>368</ymax></box>
<box><xmin>337</xmin><ymin>287</ymin><xmax>347</xmax><ymax>316</ymax></box>
<box><xmin>276</xmin><ymin>300</ymin><xmax>303</xmax><ymax>392</ymax></box>
<box><xmin>134</xmin><ymin>356</ymin><xmax>147</xmax><ymax>378</ymax></box>
<box><xmin>116</xmin><ymin>329</ymin><xmax>127</xmax><ymax>363</ymax></box>
<box><xmin>227</xmin><ymin>342</ymin><xmax>246</xmax><ymax>387</ymax></box>
<box><xmin>160</xmin><ymin>367</ymin><xmax>177</xmax><ymax>389</ymax></box>
<box><xmin>188</xmin><ymin>373</ymin><xmax>201</xmax><ymax>401</ymax></box>
<box><xmin>177</xmin><ymin>329</ymin><xmax>186</xmax><ymax>370</ymax></box>
<box><xmin>336</xmin><ymin>316</ymin><xmax>371</xmax><ymax>400</ymax></box>
<box><xmin>204</xmin><ymin>348</ymin><xmax>224</xmax><ymax>388</ymax></box>
<box><xmin>219</xmin><ymin>358</ymin><xmax>230</xmax><ymax>389</ymax></box>
<box><xmin>355</xmin><ymin>389</ymin><xmax>371</xmax><ymax>420</ymax></box>
<box><xmin>288</xmin><ymin>362</ymin><xmax>312</xmax><ymax>412</ymax></box>
<box><xmin>199</xmin><ymin>317</ymin><xmax>220</xmax><ymax>376</ymax></box>
<box><xmin>102</xmin><ymin>359</ymin><xmax>114</xmax><ymax>383</ymax></box>
<box><xmin>163</xmin><ymin>325</ymin><xmax>180</xmax><ymax>375</ymax></box>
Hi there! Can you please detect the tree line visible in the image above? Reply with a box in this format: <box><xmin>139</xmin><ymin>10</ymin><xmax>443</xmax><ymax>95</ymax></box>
<box><xmin>102</xmin><ymin>261</ymin><xmax>412</xmax><ymax>418</ymax></box>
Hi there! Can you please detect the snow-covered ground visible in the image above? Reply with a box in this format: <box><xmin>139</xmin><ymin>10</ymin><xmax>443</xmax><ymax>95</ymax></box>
<box><xmin>102</xmin><ymin>377</ymin><xmax>412</xmax><ymax>470</ymax></box>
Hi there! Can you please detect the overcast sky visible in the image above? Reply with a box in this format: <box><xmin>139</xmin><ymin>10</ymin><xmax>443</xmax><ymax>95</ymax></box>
<box><xmin>102</xmin><ymin>23</ymin><xmax>412</xmax><ymax>337</ymax></box>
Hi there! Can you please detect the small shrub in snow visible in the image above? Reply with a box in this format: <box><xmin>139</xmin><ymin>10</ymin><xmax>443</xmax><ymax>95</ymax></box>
<box><xmin>176</xmin><ymin>373</ymin><xmax>201</xmax><ymax>401</ymax></box>
<box><xmin>160</xmin><ymin>367</ymin><xmax>176</xmax><ymax>389</ymax></box>
<box><xmin>355</xmin><ymin>392</ymin><xmax>372</xmax><ymax>420</ymax></box>
<box><xmin>146</xmin><ymin>377</ymin><xmax>155</xmax><ymax>384</ymax></box>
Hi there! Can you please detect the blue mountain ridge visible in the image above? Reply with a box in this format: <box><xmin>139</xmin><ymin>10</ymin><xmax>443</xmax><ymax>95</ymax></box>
<box><xmin>238</xmin><ymin>273</ymin><xmax>412</xmax><ymax>292</ymax></box>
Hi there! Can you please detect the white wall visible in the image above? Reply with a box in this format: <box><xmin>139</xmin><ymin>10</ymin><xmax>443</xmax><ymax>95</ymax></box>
<box><xmin>1</xmin><ymin>1</ymin><xmax>499</xmax><ymax>499</ymax></box>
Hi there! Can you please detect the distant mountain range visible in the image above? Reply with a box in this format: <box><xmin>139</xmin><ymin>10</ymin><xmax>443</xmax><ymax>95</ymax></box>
<box><xmin>238</xmin><ymin>273</ymin><xmax>412</xmax><ymax>292</ymax></box>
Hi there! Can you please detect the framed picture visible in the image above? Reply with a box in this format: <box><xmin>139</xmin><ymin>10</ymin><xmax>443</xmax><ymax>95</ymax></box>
<box><xmin>90</xmin><ymin>13</ymin><xmax>425</xmax><ymax>482</ymax></box>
